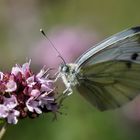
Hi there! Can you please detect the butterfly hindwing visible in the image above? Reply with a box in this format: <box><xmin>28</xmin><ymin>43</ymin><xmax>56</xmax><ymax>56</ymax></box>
<box><xmin>76</xmin><ymin>61</ymin><xmax>140</xmax><ymax>111</ymax></box>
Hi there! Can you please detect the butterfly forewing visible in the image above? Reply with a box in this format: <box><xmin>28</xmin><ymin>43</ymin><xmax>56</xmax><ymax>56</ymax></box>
<box><xmin>76</xmin><ymin>26</ymin><xmax>140</xmax><ymax>67</ymax></box>
<box><xmin>75</xmin><ymin>26</ymin><xmax>140</xmax><ymax>111</ymax></box>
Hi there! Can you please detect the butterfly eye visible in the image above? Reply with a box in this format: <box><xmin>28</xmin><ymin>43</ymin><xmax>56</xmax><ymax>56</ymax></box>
<box><xmin>61</xmin><ymin>65</ymin><xmax>70</xmax><ymax>73</ymax></box>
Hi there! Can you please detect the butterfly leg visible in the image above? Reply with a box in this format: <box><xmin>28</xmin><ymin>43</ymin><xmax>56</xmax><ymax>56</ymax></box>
<box><xmin>53</xmin><ymin>72</ymin><xmax>60</xmax><ymax>82</ymax></box>
<box><xmin>60</xmin><ymin>74</ymin><xmax>73</xmax><ymax>95</ymax></box>
<box><xmin>63</xmin><ymin>83</ymin><xmax>73</xmax><ymax>95</ymax></box>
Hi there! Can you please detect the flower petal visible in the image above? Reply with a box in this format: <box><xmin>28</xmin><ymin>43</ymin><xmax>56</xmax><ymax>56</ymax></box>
<box><xmin>5</xmin><ymin>80</ymin><xmax>17</xmax><ymax>92</ymax></box>
<box><xmin>4</xmin><ymin>95</ymin><xmax>18</xmax><ymax>109</ymax></box>
<box><xmin>0</xmin><ymin>72</ymin><xmax>4</xmax><ymax>81</ymax></box>
<box><xmin>0</xmin><ymin>105</ymin><xmax>8</xmax><ymax>118</ymax></box>
<box><xmin>30</xmin><ymin>89</ymin><xmax>40</xmax><ymax>98</ymax></box>
<box><xmin>26</xmin><ymin>97</ymin><xmax>42</xmax><ymax>114</ymax></box>
<box><xmin>7</xmin><ymin>109</ymin><xmax>20</xmax><ymax>124</ymax></box>
<box><xmin>21</xmin><ymin>60</ymin><xmax>31</xmax><ymax>75</ymax></box>
<box><xmin>26</xmin><ymin>75</ymin><xmax>36</xmax><ymax>87</ymax></box>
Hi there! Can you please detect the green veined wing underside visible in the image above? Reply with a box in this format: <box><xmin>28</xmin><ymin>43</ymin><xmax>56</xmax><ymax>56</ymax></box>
<box><xmin>75</xmin><ymin>26</ymin><xmax>140</xmax><ymax>111</ymax></box>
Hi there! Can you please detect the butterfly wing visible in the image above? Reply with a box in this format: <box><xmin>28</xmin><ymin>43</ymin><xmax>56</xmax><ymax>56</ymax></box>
<box><xmin>75</xmin><ymin>26</ymin><xmax>140</xmax><ymax>111</ymax></box>
<box><xmin>76</xmin><ymin>26</ymin><xmax>140</xmax><ymax>66</ymax></box>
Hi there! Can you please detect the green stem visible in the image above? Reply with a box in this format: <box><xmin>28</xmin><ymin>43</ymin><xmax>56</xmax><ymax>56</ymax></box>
<box><xmin>0</xmin><ymin>123</ymin><xmax>7</xmax><ymax>140</ymax></box>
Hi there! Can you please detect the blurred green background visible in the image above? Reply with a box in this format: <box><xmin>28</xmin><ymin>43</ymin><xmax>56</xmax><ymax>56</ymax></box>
<box><xmin>0</xmin><ymin>0</ymin><xmax>140</xmax><ymax>140</ymax></box>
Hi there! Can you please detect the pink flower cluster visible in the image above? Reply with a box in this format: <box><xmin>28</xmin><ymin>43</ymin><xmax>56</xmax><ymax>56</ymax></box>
<box><xmin>0</xmin><ymin>60</ymin><xmax>58</xmax><ymax>124</ymax></box>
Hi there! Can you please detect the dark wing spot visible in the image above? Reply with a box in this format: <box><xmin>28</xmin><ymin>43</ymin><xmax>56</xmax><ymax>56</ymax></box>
<box><xmin>131</xmin><ymin>26</ymin><xmax>140</xmax><ymax>33</ymax></box>
<box><xmin>131</xmin><ymin>53</ymin><xmax>139</xmax><ymax>60</ymax></box>
<box><xmin>125</xmin><ymin>62</ymin><xmax>132</xmax><ymax>68</ymax></box>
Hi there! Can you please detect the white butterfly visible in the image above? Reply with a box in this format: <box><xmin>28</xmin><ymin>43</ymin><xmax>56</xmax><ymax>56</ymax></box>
<box><xmin>57</xmin><ymin>26</ymin><xmax>140</xmax><ymax>111</ymax></box>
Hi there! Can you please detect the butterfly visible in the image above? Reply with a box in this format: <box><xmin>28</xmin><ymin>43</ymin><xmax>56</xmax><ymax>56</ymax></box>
<box><xmin>57</xmin><ymin>26</ymin><xmax>140</xmax><ymax>111</ymax></box>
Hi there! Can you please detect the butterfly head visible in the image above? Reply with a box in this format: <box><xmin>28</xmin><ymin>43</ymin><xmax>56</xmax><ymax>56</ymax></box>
<box><xmin>58</xmin><ymin>63</ymin><xmax>79</xmax><ymax>91</ymax></box>
<box><xmin>59</xmin><ymin>63</ymin><xmax>78</xmax><ymax>75</ymax></box>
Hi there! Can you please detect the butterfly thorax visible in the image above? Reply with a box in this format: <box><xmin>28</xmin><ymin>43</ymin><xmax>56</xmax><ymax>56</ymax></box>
<box><xmin>59</xmin><ymin>63</ymin><xmax>79</xmax><ymax>95</ymax></box>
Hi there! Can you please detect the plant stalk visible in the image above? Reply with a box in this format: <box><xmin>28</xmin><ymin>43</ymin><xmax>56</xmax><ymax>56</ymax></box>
<box><xmin>0</xmin><ymin>123</ymin><xmax>7</xmax><ymax>140</ymax></box>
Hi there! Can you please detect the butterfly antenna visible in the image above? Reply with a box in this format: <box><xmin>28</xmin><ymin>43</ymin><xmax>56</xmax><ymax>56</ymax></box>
<box><xmin>40</xmin><ymin>29</ymin><xmax>66</xmax><ymax>65</ymax></box>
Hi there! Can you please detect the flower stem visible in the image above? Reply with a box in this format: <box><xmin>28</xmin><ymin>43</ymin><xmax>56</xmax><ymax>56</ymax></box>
<box><xmin>0</xmin><ymin>123</ymin><xmax>7</xmax><ymax>140</ymax></box>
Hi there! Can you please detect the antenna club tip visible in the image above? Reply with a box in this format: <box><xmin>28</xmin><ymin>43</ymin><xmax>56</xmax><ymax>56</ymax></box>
<box><xmin>40</xmin><ymin>28</ymin><xmax>46</xmax><ymax>37</ymax></box>
<box><xmin>40</xmin><ymin>28</ymin><xmax>43</xmax><ymax>32</ymax></box>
